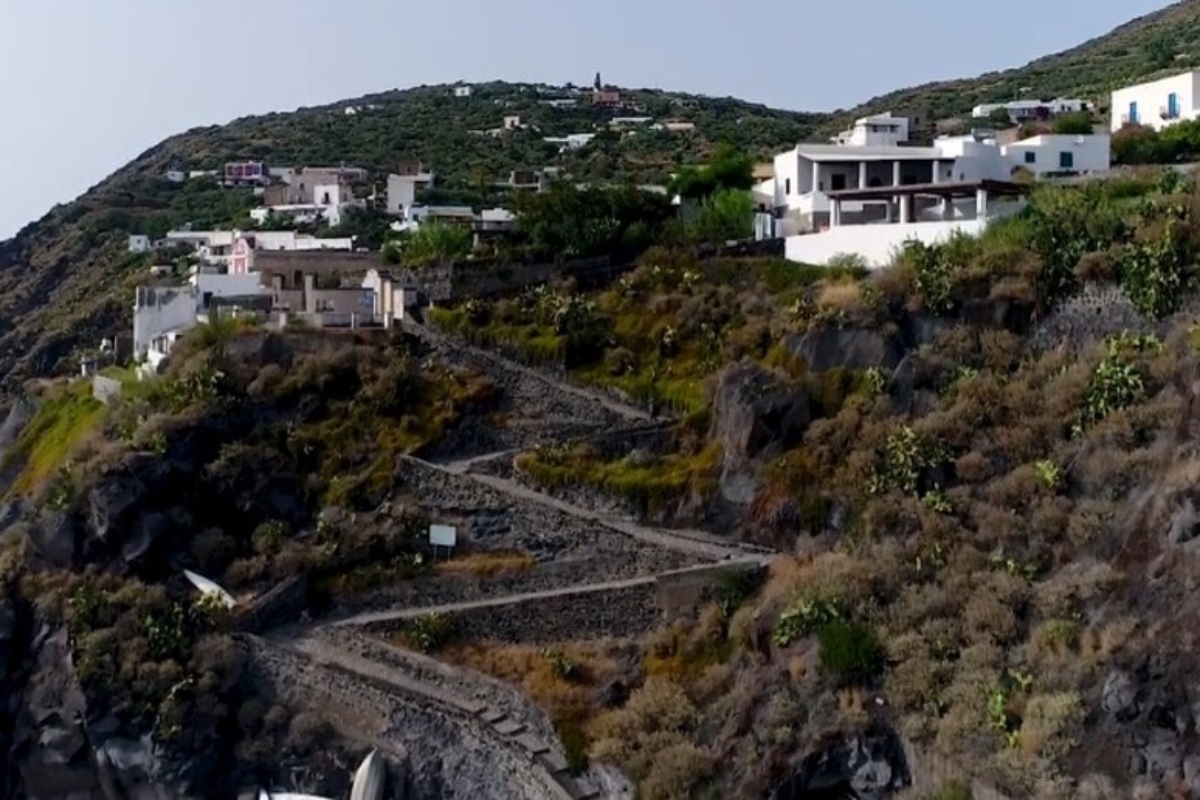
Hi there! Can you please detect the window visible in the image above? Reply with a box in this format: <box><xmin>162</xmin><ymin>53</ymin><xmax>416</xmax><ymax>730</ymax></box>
<box><xmin>1024</xmin><ymin>151</ymin><xmax>1036</xmax><ymax>164</ymax></box>
<box><xmin>830</xmin><ymin>174</ymin><xmax>847</xmax><ymax>191</ymax></box>
<box><xmin>785</xmin><ymin>177</ymin><xmax>791</xmax><ymax>195</ymax></box>
<box><xmin>1059</xmin><ymin>151</ymin><xmax>1074</xmax><ymax>169</ymax></box>
<box><xmin>1129</xmin><ymin>101</ymin><xmax>1139</xmax><ymax>124</ymax></box>
<box><xmin>1169</xmin><ymin>92</ymin><xmax>1180</xmax><ymax>118</ymax></box>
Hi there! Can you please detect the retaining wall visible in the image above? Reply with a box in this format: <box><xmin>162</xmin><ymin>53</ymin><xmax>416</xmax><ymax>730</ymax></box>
<box><xmin>237</xmin><ymin>575</ymin><xmax>308</xmax><ymax>633</ymax></box>
<box><xmin>359</xmin><ymin>561</ymin><xmax>765</xmax><ymax>645</ymax></box>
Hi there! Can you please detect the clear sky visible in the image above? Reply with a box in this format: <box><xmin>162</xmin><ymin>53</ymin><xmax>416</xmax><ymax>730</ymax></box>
<box><xmin>0</xmin><ymin>0</ymin><xmax>1169</xmax><ymax>239</ymax></box>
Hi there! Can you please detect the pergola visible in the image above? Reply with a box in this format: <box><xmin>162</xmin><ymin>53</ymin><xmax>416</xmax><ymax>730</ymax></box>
<box><xmin>823</xmin><ymin>179</ymin><xmax>1030</xmax><ymax>226</ymax></box>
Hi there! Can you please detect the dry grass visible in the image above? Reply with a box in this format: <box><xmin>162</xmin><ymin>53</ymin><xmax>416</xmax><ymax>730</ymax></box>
<box><xmin>439</xmin><ymin>640</ymin><xmax>624</xmax><ymax>772</ymax></box>
<box><xmin>815</xmin><ymin>279</ymin><xmax>869</xmax><ymax>320</ymax></box>
<box><xmin>436</xmin><ymin>551</ymin><xmax>537</xmax><ymax>577</ymax></box>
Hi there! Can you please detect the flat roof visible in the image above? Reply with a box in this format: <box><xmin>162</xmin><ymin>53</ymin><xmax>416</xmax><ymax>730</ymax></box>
<box><xmin>824</xmin><ymin>179</ymin><xmax>1029</xmax><ymax>201</ymax></box>
<box><xmin>795</xmin><ymin>144</ymin><xmax>944</xmax><ymax>162</ymax></box>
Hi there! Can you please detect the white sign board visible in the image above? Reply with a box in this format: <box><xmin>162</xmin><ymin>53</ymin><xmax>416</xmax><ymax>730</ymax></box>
<box><xmin>429</xmin><ymin>524</ymin><xmax>457</xmax><ymax>548</ymax></box>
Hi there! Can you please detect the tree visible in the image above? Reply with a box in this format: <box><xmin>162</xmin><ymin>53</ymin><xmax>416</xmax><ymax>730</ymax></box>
<box><xmin>594</xmin><ymin>72</ymin><xmax>603</xmax><ymax>91</ymax></box>
<box><xmin>1051</xmin><ymin>112</ymin><xmax>1094</xmax><ymax>136</ymax></box>
<box><xmin>687</xmin><ymin>188</ymin><xmax>753</xmax><ymax>243</ymax></box>
<box><xmin>1112</xmin><ymin>124</ymin><xmax>1165</xmax><ymax>164</ymax></box>
<box><xmin>511</xmin><ymin>182</ymin><xmax>674</xmax><ymax>259</ymax></box>
<box><xmin>393</xmin><ymin>222</ymin><xmax>473</xmax><ymax>266</ymax></box>
<box><xmin>987</xmin><ymin>107</ymin><xmax>1016</xmax><ymax>129</ymax></box>
<box><xmin>669</xmin><ymin>144</ymin><xmax>755</xmax><ymax>200</ymax></box>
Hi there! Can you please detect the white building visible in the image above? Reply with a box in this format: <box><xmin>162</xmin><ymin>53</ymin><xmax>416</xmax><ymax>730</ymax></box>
<box><xmin>972</xmin><ymin>98</ymin><xmax>1091</xmax><ymax>122</ymax></box>
<box><xmin>760</xmin><ymin>115</ymin><xmax>1110</xmax><ymax>238</ymax></box>
<box><xmin>762</xmin><ymin>111</ymin><xmax>1109</xmax><ymax>268</ymax></box>
<box><xmin>133</xmin><ymin>285</ymin><xmax>202</xmax><ymax>374</ymax></box>
<box><xmin>831</xmin><ymin>112</ymin><xmax>913</xmax><ymax>146</ymax></box>
<box><xmin>386</xmin><ymin>169</ymin><xmax>436</xmax><ymax>216</ymax></box>
<box><xmin>228</xmin><ymin>232</ymin><xmax>355</xmax><ymax>274</ymax></box>
<box><xmin>128</xmin><ymin>235</ymin><xmax>152</xmax><ymax>254</ymax></box>
<box><xmin>1110</xmin><ymin>69</ymin><xmax>1200</xmax><ymax>132</ymax></box>
<box><xmin>543</xmin><ymin>133</ymin><xmax>595</xmax><ymax>152</ymax></box>
<box><xmin>454</xmin><ymin>85</ymin><xmax>473</xmax><ymax>98</ymax></box>
<box><xmin>783</xmin><ymin>180</ymin><xmax>1028</xmax><ymax>268</ymax></box>
<box><xmin>1003</xmin><ymin>134</ymin><xmax>1112</xmax><ymax>176</ymax></box>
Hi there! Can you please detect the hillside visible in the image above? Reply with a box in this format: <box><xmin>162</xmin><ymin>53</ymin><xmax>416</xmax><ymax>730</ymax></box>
<box><xmin>0</xmin><ymin>81</ymin><xmax>821</xmax><ymax>391</ymax></box>
<box><xmin>842</xmin><ymin>0</ymin><xmax>1200</xmax><ymax>123</ymax></box>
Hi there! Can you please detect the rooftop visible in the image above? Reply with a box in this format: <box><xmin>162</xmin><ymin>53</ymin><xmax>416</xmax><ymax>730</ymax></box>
<box><xmin>794</xmin><ymin>143</ymin><xmax>944</xmax><ymax>162</ymax></box>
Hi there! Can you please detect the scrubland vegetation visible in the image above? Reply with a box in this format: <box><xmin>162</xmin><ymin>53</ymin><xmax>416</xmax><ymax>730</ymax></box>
<box><xmin>1</xmin><ymin>320</ymin><xmax>499</xmax><ymax>785</ymax></box>
<box><xmin>422</xmin><ymin>169</ymin><xmax>1200</xmax><ymax>798</ymax></box>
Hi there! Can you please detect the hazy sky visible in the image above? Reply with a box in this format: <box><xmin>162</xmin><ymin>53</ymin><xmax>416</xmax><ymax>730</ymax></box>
<box><xmin>0</xmin><ymin>0</ymin><xmax>1168</xmax><ymax>238</ymax></box>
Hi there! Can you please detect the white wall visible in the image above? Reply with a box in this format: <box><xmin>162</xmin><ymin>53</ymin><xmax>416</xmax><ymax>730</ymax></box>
<box><xmin>785</xmin><ymin>219</ymin><xmax>990</xmax><ymax>268</ymax></box>
<box><xmin>1004</xmin><ymin>134</ymin><xmax>1111</xmax><ymax>175</ymax></box>
<box><xmin>1110</xmin><ymin>70</ymin><xmax>1200</xmax><ymax>132</ymax></box>
<box><xmin>191</xmin><ymin>272</ymin><xmax>262</xmax><ymax>302</ymax></box>
<box><xmin>387</xmin><ymin>174</ymin><xmax>418</xmax><ymax>216</ymax></box>
<box><xmin>133</xmin><ymin>286</ymin><xmax>199</xmax><ymax>359</ymax></box>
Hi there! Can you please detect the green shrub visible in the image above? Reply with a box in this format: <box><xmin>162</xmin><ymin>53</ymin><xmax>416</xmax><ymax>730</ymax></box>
<box><xmin>816</xmin><ymin>620</ymin><xmax>885</xmax><ymax>682</ymax></box>
<box><xmin>403</xmin><ymin>613</ymin><xmax>454</xmax><ymax>652</ymax></box>
<box><xmin>773</xmin><ymin>596</ymin><xmax>846</xmax><ymax>647</ymax></box>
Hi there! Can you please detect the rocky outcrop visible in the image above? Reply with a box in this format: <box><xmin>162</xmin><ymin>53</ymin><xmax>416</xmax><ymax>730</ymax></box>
<box><xmin>783</xmin><ymin>326</ymin><xmax>904</xmax><ymax>374</ymax></box>
<box><xmin>10</xmin><ymin>622</ymin><xmax>194</xmax><ymax>800</ymax></box>
<box><xmin>710</xmin><ymin>361</ymin><xmax>810</xmax><ymax>507</ymax></box>
<box><xmin>771</xmin><ymin>727</ymin><xmax>911</xmax><ymax>800</ymax></box>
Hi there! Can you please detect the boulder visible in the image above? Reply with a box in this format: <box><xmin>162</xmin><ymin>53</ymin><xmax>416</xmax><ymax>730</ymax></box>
<box><xmin>26</xmin><ymin>511</ymin><xmax>79</xmax><ymax>567</ymax></box>
<box><xmin>711</xmin><ymin>361</ymin><xmax>811</xmax><ymax>464</ymax></box>
<box><xmin>783</xmin><ymin>326</ymin><xmax>904</xmax><ymax>374</ymax></box>
<box><xmin>771</xmin><ymin>727</ymin><xmax>911</xmax><ymax>800</ymax></box>
<box><xmin>1102</xmin><ymin>670</ymin><xmax>1139</xmax><ymax>722</ymax></box>
<box><xmin>710</xmin><ymin>361</ymin><xmax>811</xmax><ymax>507</ymax></box>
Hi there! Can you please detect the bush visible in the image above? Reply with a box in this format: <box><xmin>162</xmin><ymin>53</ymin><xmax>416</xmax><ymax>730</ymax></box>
<box><xmin>817</xmin><ymin>620</ymin><xmax>886</xmax><ymax>682</ymax></box>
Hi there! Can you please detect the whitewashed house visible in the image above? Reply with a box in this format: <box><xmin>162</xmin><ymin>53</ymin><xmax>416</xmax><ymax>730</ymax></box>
<box><xmin>386</xmin><ymin>168</ymin><xmax>435</xmax><ymax>217</ymax></box>
<box><xmin>454</xmin><ymin>85</ymin><xmax>473</xmax><ymax>98</ymax></box>
<box><xmin>543</xmin><ymin>133</ymin><xmax>595</xmax><ymax>152</ymax></box>
<box><xmin>972</xmin><ymin>98</ymin><xmax>1091</xmax><ymax>123</ymax></box>
<box><xmin>1003</xmin><ymin>134</ymin><xmax>1112</xmax><ymax>176</ymax></box>
<box><xmin>761</xmin><ymin>111</ymin><xmax>1109</xmax><ymax>268</ymax></box>
<box><xmin>133</xmin><ymin>286</ymin><xmax>202</xmax><ymax>375</ymax></box>
<box><xmin>1110</xmin><ymin>69</ymin><xmax>1200</xmax><ymax>132</ymax></box>
<box><xmin>128</xmin><ymin>235</ymin><xmax>152</xmax><ymax>254</ymax></box>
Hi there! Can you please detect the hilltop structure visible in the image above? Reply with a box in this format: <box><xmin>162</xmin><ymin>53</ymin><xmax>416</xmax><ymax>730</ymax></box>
<box><xmin>757</xmin><ymin>110</ymin><xmax>1110</xmax><ymax>266</ymax></box>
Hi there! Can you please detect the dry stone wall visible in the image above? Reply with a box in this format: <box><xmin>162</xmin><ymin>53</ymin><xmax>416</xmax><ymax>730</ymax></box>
<box><xmin>363</xmin><ymin>581</ymin><xmax>662</xmax><ymax>645</ymax></box>
<box><xmin>245</xmin><ymin>635</ymin><xmax>600</xmax><ymax>800</ymax></box>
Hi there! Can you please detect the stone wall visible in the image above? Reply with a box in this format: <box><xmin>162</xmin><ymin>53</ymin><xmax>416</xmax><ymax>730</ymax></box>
<box><xmin>655</xmin><ymin>561</ymin><xmax>765</xmax><ymax>618</ymax></box>
<box><xmin>237</xmin><ymin>575</ymin><xmax>308</xmax><ymax>634</ymax></box>
<box><xmin>358</xmin><ymin>561</ymin><xmax>765</xmax><ymax>646</ymax></box>
<box><xmin>364</xmin><ymin>256</ymin><xmax>628</xmax><ymax>305</ymax></box>
<box><xmin>244</xmin><ymin>636</ymin><xmax>591</xmax><ymax>800</ymax></box>
<box><xmin>364</xmin><ymin>581</ymin><xmax>662</xmax><ymax>645</ymax></box>
<box><xmin>253</xmin><ymin>250</ymin><xmax>378</xmax><ymax>276</ymax></box>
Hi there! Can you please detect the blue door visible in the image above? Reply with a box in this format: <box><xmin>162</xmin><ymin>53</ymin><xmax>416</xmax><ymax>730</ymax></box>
<box><xmin>1169</xmin><ymin>92</ymin><xmax>1180</xmax><ymax>118</ymax></box>
<box><xmin>1129</xmin><ymin>101</ymin><xmax>1139</xmax><ymax>124</ymax></box>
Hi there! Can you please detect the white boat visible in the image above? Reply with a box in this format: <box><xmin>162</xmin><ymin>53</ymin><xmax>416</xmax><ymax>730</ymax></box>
<box><xmin>182</xmin><ymin>569</ymin><xmax>236</xmax><ymax>608</ymax></box>
<box><xmin>350</xmin><ymin>749</ymin><xmax>386</xmax><ymax>800</ymax></box>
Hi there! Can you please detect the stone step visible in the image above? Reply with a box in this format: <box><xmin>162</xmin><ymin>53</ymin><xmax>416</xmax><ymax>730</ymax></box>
<box><xmin>493</xmin><ymin>718</ymin><xmax>526</xmax><ymax>736</ymax></box>
<box><xmin>480</xmin><ymin>706</ymin><xmax>507</xmax><ymax>724</ymax></box>
<box><xmin>536</xmin><ymin>751</ymin><xmax>570</xmax><ymax>774</ymax></box>
<box><xmin>515</xmin><ymin>732</ymin><xmax>550</xmax><ymax>754</ymax></box>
